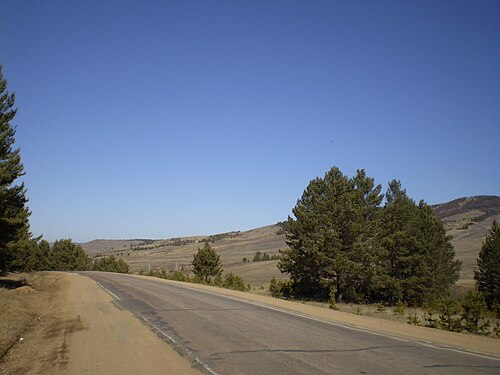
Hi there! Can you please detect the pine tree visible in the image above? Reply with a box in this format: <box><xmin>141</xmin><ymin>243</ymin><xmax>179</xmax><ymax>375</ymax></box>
<box><xmin>0</xmin><ymin>66</ymin><xmax>31</xmax><ymax>273</ymax></box>
<box><xmin>378</xmin><ymin>181</ymin><xmax>460</xmax><ymax>305</ymax></box>
<box><xmin>475</xmin><ymin>220</ymin><xmax>500</xmax><ymax>308</ymax></box>
<box><xmin>192</xmin><ymin>242</ymin><xmax>223</xmax><ymax>282</ymax></box>
<box><xmin>279</xmin><ymin>167</ymin><xmax>382</xmax><ymax>301</ymax></box>
<box><xmin>51</xmin><ymin>239</ymin><xmax>89</xmax><ymax>271</ymax></box>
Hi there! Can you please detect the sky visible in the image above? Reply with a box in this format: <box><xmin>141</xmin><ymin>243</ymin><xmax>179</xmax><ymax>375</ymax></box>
<box><xmin>0</xmin><ymin>0</ymin><xmax>499</xmax><ymax>242</ymax></box>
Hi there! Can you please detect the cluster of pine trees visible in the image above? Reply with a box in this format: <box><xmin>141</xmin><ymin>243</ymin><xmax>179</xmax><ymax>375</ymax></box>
<box><xmin>92</xmin><ymin>255</ymin><xmax>129</xmax><ymax>273</ymax></box>
<box><xmin>279</xmin><ymin>167</ymin><xmax>461</xmax><ymax>306</ymax></box>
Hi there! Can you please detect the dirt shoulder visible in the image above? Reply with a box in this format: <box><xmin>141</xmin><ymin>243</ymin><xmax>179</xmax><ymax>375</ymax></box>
<box><xmin>131</xmin><ymin>275</ymin><xmax>500</xmax><ymax>358</ymax></box>
<box><xmin>0</xmin><ymin>272</ymin><xmax>201</xmax><ymax>375</ymax></box>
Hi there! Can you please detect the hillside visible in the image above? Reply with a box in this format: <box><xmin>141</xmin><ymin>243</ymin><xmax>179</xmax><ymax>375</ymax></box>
<box><xmin>81</xmin><ymin>196</ymin><xmax>499</xmax><ymax>287</ymax></box>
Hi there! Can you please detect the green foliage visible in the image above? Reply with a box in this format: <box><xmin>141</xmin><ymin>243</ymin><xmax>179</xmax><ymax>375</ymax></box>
<box><xmin>437</xmin><ymin>296</ymin><xmax>461</xmax><ymax>332</ymax></box>
<box><xmin>393</xmin><ymin>300</ymin><xmax>408</xmax><ymax>316</ymax></box>
<box><xmin>92</xmin><ymin>255</ymin><xmax>129</xmax><ymax>273</ymax></box>
<box><xmin>278</xmin><ymin>167</ymin><xmax>460</xmax><ymax>306</ymax></box>
<box><xmin>279</xmin><ymin>167</ymin><xmax>383</xmax><ymax>302</ymax></box>
<box><xmin>423</xmin><ymin>301</ymin><xmax>439</xmax><ymax>328</ymax></box>
<box><xmin>474</xmin><ymin>220</ymin><xmax>500</xmax><ymax>309</ymax></box>
<box><xmin>376</xmin><ymin>303</ymin><xmax>386</xmax><ymax>312</ymax></box>
<box><xmin>169</xmin><ymin>270</ymin><xmax>190</xmax><ymax>282</ymax></box>
<box><xmin>51</xmin><ymin>239</ymin><xmax>90</xmax><ymax>271</ymax></box>
<box><xmin>376</xmin><ymin>181</ymin><xmax>461</xmax><ymax>306</ymax></box>
<box><xmin>252</xmin><ymin>251</ymin><xmax>273</xmax><ymax>262</ymax></box>
<box><xmin>0</xmin><ymin>66</ymin><xmax>31</xmax><ymax>274</ymax></box>
<box><xmin>269</xmin><ymin>277</ymin><xmax>293</xmax><ymax>299</ymax></box>
<box><xmin>8</xmin><ymin>238</ymin><xmax>89</xmax><ymax>272</ymax></box>
<box><xmin>407</xmin><ymin>313</ymin><xmax>421</xmax><ymax>325</ymax></box>
<box><xmin>460</xmin><ymin>290</ymin><xmax>489</xmax><ymax>334</ymax></box>
<box><xmin>192</xmin><ymin>243</ymin><xmax>223</xmax><ymax>283</ymax></box>
<box><xmin>329</xmin><ymin>286</ymin><xmax>338</xmax><ymax>310</ymax></box>
<box><xmin>222</xmin><ymin>272</ymin><xmax>248</xmax><ymax>291</ymax></box>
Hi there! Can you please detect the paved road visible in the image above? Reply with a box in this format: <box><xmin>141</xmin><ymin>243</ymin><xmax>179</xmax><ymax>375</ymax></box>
<box><xmin>82</xmin><ymin>272</ymin><xmax>499</xmax><ymax>375</ymax></box>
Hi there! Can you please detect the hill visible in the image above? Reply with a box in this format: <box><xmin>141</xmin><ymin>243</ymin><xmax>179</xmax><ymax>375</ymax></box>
<box><xmin>81</xmin><ymin>196</ymin><xmax>499</xmax><ymax>287</ymax></box>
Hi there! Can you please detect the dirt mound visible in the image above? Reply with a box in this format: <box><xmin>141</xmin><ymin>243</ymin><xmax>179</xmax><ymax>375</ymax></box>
<box><xmin>13</xmin><ymin>286</ymin><xmax>36</xmax><ymax>294</ymax></box>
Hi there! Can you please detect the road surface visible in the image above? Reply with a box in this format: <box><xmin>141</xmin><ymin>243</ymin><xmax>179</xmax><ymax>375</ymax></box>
<box><xmin>82</xmin><ymin>272</ymin><xmax>499</xmax><ymax>375</ymax></box>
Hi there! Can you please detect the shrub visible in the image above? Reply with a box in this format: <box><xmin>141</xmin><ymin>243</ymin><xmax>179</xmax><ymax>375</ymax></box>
<box><xmin>407</xmin><ymin>313</ymin><xmax>421</xmax><ymax>325</ymax></box>
<box><xmin>461</xmin><ymin>290</ymin><xmax>489</xmax><ymax>334</ymax></box>
<box><xmin>169</xmin><ymin>270</ymin><xmax>189</xmax><ymax>282</ymax></box>
<box><xmin>394</xmin><ymin>300</ymin><xmax>408</xmax><ymax>316</ymax></box>
<box><xmin>222</xmin><ymin>272</ymin><xmax>248</xmax><ymax>291</ymax></box>
<box><xmin>269</xmin><ymin>277</ymin><xmax>293</xmax><ymax>299</ymax></box>
<box><xmin>329</xmin><ymin>286</ymin><xmax>338</xmax><ymax>310</ymax></box>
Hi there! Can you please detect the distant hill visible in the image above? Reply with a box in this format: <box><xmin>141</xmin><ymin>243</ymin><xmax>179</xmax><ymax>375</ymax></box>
<box><xmin>81</xmin><ymin>196</ymin><xmax>499</xmax><ymax>287</ymax></box>
<box><xmin>433</xmin><ymin>196</ymin><xmax>500</xmax><ymax>222</ymax></box>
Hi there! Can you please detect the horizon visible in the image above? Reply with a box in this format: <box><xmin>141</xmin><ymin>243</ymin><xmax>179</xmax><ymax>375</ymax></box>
<box><xmin>1</xmin><ymin>1</ymin><xmax>499</xmax><ymax>242</ymax></box>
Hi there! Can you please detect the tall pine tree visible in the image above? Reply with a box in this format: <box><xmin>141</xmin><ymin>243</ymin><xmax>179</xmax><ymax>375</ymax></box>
<box><xmin>475</xmin><ymin>220</ymin><xmax>500</xmax><ymax>308</ymax></box>
<box><xmin>0</xmin><ymin>65</ymin><xmax>31</xmax><ymax>274</ymax></box>
<box><xmin>377</xmin><ymin>181</ymin><xmax>460</xmax><ymax>305</ymax></box>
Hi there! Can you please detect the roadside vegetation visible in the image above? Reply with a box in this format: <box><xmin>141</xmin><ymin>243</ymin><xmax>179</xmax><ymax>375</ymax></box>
<box><xmin>92</xmin><ymin>255</ymin><xmax>129</xmax><ymax>273</ymax></box>
<box><xmin>139</xmin><ymin>243</ymin><xmax>250</xmax><ymax>292</ymax></box>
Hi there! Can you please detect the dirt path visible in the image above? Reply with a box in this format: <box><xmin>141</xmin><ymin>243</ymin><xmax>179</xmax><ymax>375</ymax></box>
<box><xmin>1</xmin><ymin>272</ymin><xmax>201</xmax><ymax>375</ymax></box>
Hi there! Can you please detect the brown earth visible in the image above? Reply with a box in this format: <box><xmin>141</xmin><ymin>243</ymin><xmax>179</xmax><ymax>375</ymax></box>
<box><xmin>0</xmin><ymin>272</ymin><xmax>201</xmax><ymax>375</ymax></box>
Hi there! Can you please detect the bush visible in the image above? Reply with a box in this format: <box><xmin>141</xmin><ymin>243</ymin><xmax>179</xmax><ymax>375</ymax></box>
<box><xmin>407</xmin><ymin>313</ymin><xmax>421</xmax><ymax>325</ymax></box>
<box><xmin>461</xmin><ymin>290</ymin><xmax>489</xmax><ymax>334</ymax></box>
<box><xmin>169</xmin><ymin>270</ymin><xmax>189</xmax><ymax>282</ymax></box>
<box><xmin>393</xmin><ymin>300</ymin><xmax>408</xmax><ymax>316</ymax></box>
<box><xmin>222</xmin><ymin>272</ymin><xmax>248</xmax><ymax>291</ymax></box>
<box><xmin>269</xmin><ymin>277</ymin><xmax>294</xmax><ymax>299</ymax></box>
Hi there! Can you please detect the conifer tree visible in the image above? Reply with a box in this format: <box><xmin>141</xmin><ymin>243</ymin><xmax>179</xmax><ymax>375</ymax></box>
<box><xmin>279</xmin><ymin>167</ymin><xmax>383</xmax><ymax>301</ymax></box>
<box><xmin>475</xmin><ymin>220</ymin><xmax>500</xmax><ymax>308</ymax></box>
<box><xmin>192</xmin><ymin>242</ymin><xmax>223</xmax><ymax>282</ymax></box>
<box><xmin>0</xmin><ymin>66</ymin><xmax>31</xmax><ymax>273</ymax></box>
<box><xmin>377</xmin><ymin>181</ymin><xmax>460</xmax><ymax>305</ymax></box>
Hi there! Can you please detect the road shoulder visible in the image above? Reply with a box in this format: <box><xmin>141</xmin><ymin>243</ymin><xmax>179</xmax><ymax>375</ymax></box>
<box><xmin>0</xmin><ymin>272</ymin><xmax>202</xmax><ymax>375</ymax></box>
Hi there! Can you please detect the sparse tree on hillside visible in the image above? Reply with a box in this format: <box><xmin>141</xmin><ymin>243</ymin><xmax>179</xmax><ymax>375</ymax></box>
<box><xmin>475</xmin><ymin>220</ymin><xmax>500</xmax><ymax>308</ymax></box>
<box><xmin>0</xmin><ymin>66</ymin><xmax>31</xmax><ymax>273</ymax></box>
<box><xmin>192</xmin><ymin>242</ymin><xmax>223</xmax><ymax>282</ymax></box>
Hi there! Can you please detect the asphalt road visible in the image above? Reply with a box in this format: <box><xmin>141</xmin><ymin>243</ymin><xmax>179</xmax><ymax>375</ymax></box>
<box><xmin>81</xmin><ymin>272</ymin><xmax>499</xmax><ymax>375</ymax></box>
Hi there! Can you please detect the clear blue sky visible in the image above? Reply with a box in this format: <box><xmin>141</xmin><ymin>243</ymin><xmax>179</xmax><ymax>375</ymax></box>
<box><xmin>1</xmin><ymin>0</ymin><xmax>499</xmax><ymax>242</ymax></box>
